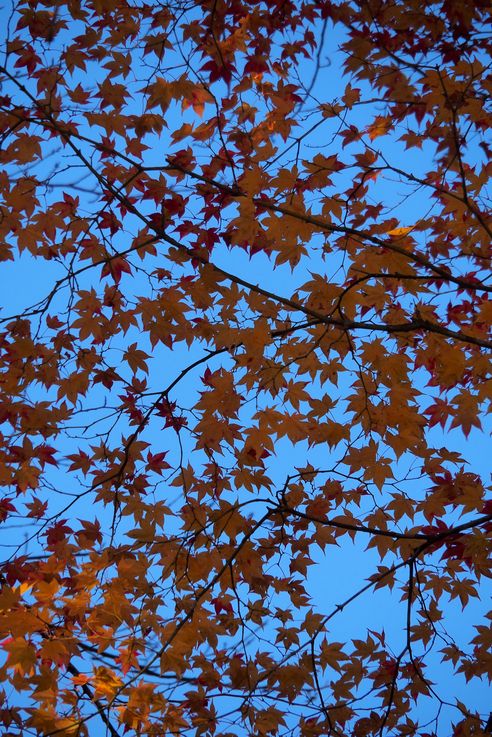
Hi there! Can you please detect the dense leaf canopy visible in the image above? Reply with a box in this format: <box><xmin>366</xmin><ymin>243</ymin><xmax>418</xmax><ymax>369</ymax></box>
<box><xmin>0</xmin><ymin>1</ymin><xmax>491</xmax><ymax>736</ymax></box>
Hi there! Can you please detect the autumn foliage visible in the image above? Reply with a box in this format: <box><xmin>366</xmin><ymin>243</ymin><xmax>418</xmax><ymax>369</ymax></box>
<box><xmin>0</xmin><ymin>0</ymin><xmax>491</xmax><ymax>735</ymax></box>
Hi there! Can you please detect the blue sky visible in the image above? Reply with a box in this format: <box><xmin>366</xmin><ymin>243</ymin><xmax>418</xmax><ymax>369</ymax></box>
<box><xmin>0</xmin><ymin>3</ymin><xmax>490</xmax><ymax>736</ymax></box>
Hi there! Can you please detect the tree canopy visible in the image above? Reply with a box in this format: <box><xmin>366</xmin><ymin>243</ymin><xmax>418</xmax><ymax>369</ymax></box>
<box><xmin>0</xmin><ymin>1</ymin><xmax>491</xmax><ymax>736</ymax></box>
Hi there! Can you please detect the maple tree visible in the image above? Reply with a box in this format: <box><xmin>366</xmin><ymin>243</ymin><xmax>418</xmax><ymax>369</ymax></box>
<box><xmin>0</xmin><ymin>0</ymin><xmax>491</xmax><ymax>735</ymax></box>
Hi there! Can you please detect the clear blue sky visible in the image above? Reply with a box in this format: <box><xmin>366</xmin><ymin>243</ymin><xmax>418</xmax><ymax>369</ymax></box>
<box><xmin>0</xmin><ymin>4</ymin><xmax>490</xmax><ymax>736</ymax></box>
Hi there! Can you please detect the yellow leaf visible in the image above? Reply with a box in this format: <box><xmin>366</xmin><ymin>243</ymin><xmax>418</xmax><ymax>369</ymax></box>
<box><xmin>387</xmin><ymin>226</ymin><xmax>413</xmax><ymax>236</ymax></box>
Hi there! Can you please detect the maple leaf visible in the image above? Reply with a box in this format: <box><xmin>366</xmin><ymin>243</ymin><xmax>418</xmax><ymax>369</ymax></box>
<box><xmin>100</xmin><ymin>256</ymin><xmax>132</xmax><ymax>284</ymax></box>
<box><xmin>13</xmin><ymin>44</ymin><xmax>40</xmax><ymax>74</ymax></box>
<box><xmin>0</xmin><ymin>498</ymin><xmax>16</xmax><ymax>522</ymax></box>
<box><xmin>367</xmin><ymin>116</ymin><xmax>393</xmax><ymax>140</ymax></box>
<box><xmin>1</xmin><ymin>637</ymin><xmax>37</xmax><ymax>676</ymax></box>
<box><xmin>145</xmin><ymin>450</ymin><xmax>170</xmax><ymax>475</ymax></box>
<box><xmin>45</xmin><ymin>519</ymin><xmax>72</xmax><ymax>548</ymax></box>
<box><xmin>98</xmin><ymin>211</ymin><xmax>121</xmax><ymax>235</ymax></box>
<box><xmin>0</xmin><ymin>1</ymin><xmax>490</xmax><ymax>735</ymax></box>
<box><xmin>36</xmin><ymin>444</ymin><xmax>58</xmax><ymax>468</ymax></box>
<box><xmin>123</xmin><ymin>342</ymin><xmax>150</xmax><ymax>374</ymax></box>
<box><xmin>75</xmin><ymin>519</ymin><xmax>102</xmax><ymax>547</ymax></box>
